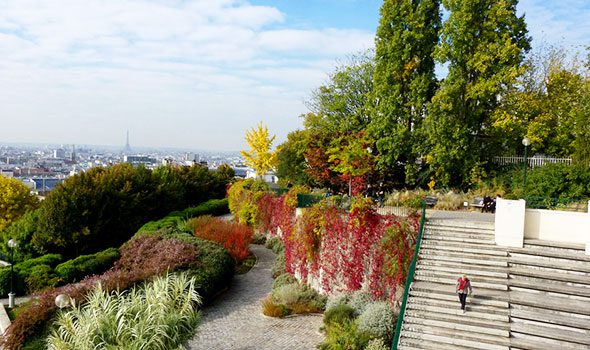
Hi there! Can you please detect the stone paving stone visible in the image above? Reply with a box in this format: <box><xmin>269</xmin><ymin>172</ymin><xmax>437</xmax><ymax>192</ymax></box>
<box><xmin>187</xmin><ymin>244</ymin><xmax>324</xmax><ymax>350</ymax></box>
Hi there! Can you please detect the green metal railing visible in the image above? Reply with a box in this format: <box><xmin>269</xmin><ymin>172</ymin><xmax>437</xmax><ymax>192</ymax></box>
<box><xmin>391</xmin><ymin>201</ymin><xmax>427</xmax><ymax>350</ymax></box>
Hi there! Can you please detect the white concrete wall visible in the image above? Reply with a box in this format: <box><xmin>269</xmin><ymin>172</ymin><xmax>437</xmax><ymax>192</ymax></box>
<box><xmin>524</xmin><ymin>209</ymin><xmax>590</xmax><ymax>246</ymax></box>
<box><xmin>495</xmin><ymin>198</ymin><xmax>526</xmax><ymax>248</ymax></box>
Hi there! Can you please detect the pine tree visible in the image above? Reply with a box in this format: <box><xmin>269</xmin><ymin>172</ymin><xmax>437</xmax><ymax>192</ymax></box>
<box><xmin>426</xmin><ymin>0</ymin><xmax>530</xmax><ymax>187</ymax></box>
<box><xmin>368</xmin><ymin>0</ymin><xmax>441</xmax><ymax>186</ymax></box>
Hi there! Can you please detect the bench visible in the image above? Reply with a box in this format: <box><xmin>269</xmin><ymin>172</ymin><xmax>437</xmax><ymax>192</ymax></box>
<box><xmin>425</xmin><ymin>196</ymin><xmax>438</xmax><ymax>207</ymax></box>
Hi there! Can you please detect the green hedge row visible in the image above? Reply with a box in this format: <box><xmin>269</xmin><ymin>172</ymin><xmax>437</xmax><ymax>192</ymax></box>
<box><xmin>138</xmin><ymin>198</ymin><xmax>229</xmax><ymax>233</ymax></box>
<box><xmin>0</xmin><ymin>248</ymin><xmax>122</xmax><ymax>297</ymax></box>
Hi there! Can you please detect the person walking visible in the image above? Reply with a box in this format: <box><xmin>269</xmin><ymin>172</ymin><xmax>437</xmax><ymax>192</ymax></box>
<box><xmin>456</xmin><ymin>274</ymin><xmax>473</xmax><ymax>313</ymax></box>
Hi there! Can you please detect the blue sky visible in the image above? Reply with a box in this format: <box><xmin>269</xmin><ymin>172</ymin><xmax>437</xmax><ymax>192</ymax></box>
<box><xmin>0</xmin><ymin>1</ymin><xmax>588</xmax><ymax>152</ymax></box>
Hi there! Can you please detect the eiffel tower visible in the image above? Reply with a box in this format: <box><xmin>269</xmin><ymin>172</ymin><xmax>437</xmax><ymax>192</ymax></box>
<box><xmin>123</xmin><ymin>130</ymin><xmax>132</xmax><ymax>154</ymax></box>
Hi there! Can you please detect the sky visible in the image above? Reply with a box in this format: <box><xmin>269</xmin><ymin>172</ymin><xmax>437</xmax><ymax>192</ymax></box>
<box><xmin>0</xmin><ymin>0</ymin><xmax>588</xmax><ymax>152</ymax></box>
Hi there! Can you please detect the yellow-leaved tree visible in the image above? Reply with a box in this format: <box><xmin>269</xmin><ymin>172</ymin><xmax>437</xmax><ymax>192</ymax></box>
<box><xmin>0</xmin><ymin>175</ymin><xmax>39</xmax><ymax>231</ymax></box>
<box><xmin>241</xmin><ymin>122</ymin><xmax>278</xmax><ymax>178</ymax></box>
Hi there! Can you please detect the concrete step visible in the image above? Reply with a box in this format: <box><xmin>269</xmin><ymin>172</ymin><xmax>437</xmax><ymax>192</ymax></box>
<box><xmin>399</xmin><ymin>337</ymin><xmax>484</xmax><ymax>350</ymax></box>
<box><xmin>424</xmin><ymin>231</ymin><xmax>494</xmax><ymax>241</ymax></box>
<box><xmin>423</xmin><ymin>235</ymin><xmax>495</xmax><ymax>246</ymax></box>
<box><xmin>401</xmin><ymin>325</ymin><xmax>509</xmax><ymax>349</ymax></box>
<box><xmin>509</xmin><ymin>255</ymin><xmax>590</xmax><ymax>273</ymax></box>
<box><xmin>405</xmin><ymin>308</ymin><xmax>509</xmax><ymax>330</ymax></box>
<box><xmin>510</xmin><ymin>291</ymin><xmax>590</xmax><ymax>316</ymax></box>
<box><xmin>510</xmin><ymin>331</ymin><xmax>589</xmax><ymax>350</ymax></box>
<box><xmin>427</xmin><ymin>220</ymin><xmax>495</xmax><ymax>231</ymax></box>
<box><xmin>409</xmin><ymin>290</ymin><xmax>508</xmax><ymax>308</ymax></box>
<box><xmin>511</xmin><ymin>305</ymin><xmax>590</xmax><ymax>331</ymax></box>
<box><xmin>418</xmin><ymin>260</ymin><xmax>508</xmax><ymax>278</ymax></box>
<box><xmin>523</xmin><ymin>239</ymin><xmax>586</xmax><ymax>254</ymax></box>
<box><xmin>405</xmin><ymin>301</ymin><xmax>510</xmax><ymax>322</ymax></box>
<box><xmin>509</xmin><ymin>247</ymin><xmax>590</xmax><ymax>263</ymax></box>
<box><xmin>422</xmin><ymin>239</ymin><xmax>507</xmax><ymax>251</ymax></box>
<box><xmin>510</xmin><ymin>266</ymin><xmax>590</xmax><ymax>285</ymax></box>
<box><xmin>509</xmin><ymin>262</ymin><xmax>590</xmax><ymax>278</ymax></box>
<box><xmin>407</xmin><ymin>297</ymin><xmax>509</xmax><ymax>316</ymax></box>
<box><xmin>509</xmin><ymin>276</ymin><xmax>590</xmax><ymax>298</ymax></box>
<box><xmin>419</xmin><ymin>253</ymin><xmax>508</xmax><ymax>267</ymax></box>
<box><xmin>404</xmin><ymin>316</ymin><xmax>510</xmax><ymax>337</ymax></box>
<box><xmin>420</xmin><ymin>248</ymin><xmax>508</xmax><ymax>262</ymax></box>
<box><xmin>511</xmin><ymin>318</ymin><xmax>590</xmax><ymax>345</ymax></box>
<box><xmin>420</xmin><ymin>241</ymin><xmax>507</xmax><ymax>256</ymax></box>
<box><xmin>400</xmin><ymin>331</ymin><xmax>508</xmax><ymax>350</ymax></box>
<box><xmin>415</xmin><ymin>271</ymin><xmax>508</xmax><ymax>290</ymax></box>
<box><xmin>412</xmin><ymin>281</ymin><xmax>509</xmax><ymax>302</ymax></box>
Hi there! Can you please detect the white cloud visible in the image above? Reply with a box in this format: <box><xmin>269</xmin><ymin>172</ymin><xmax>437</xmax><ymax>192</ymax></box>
<box><xmin>0</xmin><ymin>0</ymin><xmax>375</xmax><ymax>150</ymax></box>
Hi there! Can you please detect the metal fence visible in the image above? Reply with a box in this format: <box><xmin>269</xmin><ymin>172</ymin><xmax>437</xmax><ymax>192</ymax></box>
<box><xmin>493</xmin><ymin>156</ymin><xmax>572</xmax><ymax>168</ymax></box>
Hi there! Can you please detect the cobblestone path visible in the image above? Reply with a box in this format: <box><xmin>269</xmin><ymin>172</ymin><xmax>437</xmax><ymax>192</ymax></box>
<box><xmin>187</xmin><ymin>244</ymin><xmax>324</xmax><ymax>350</ymax></box>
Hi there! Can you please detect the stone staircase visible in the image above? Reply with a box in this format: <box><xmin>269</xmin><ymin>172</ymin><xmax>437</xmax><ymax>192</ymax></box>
<box><xmin>396</xmin><ymin>219</ymin><xmax>590</xmax><ymax>350</ymax></box>
<box><xmin>507</xmin><ymin>239</ymin><xmax>590</xmax><ymax>349</ymax></box>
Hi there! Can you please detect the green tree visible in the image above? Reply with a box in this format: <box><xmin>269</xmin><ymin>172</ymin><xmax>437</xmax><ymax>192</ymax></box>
<box><xmin>326</xmin><ymin>132</ymin><xmax>375</xmax><ymax>196</ymax></box>
<box><xmin>426</xmin><ymin>0</ymin><xmax>530</xmax><ymax>187</ymax></box>
<box><xmin>276</xmin><ymin>130</ymin><xmax>312</xmax><ymax>187</ymax></box>
<box><xmin>306</xmin><ymin>51</ymin><xmax>375</xmax><ymax>135</ymax></box>
<box><xmin>241</xmin><ymin>122</ymin><xmax>278</xmax><ymax>178</ymax></box>
<box><xmin>491</xmin><ymin>47</ymin><xmax>590</xmax><ymax>164</ymax></box>
<box><xmin>368</xmin><ymin>0</ymin><xmax>441</xmax><ymax>186</ymax></box>
<box><xmin>0</xmin><ymin>176</ymin><xmax>38</xmax><ymax>232</ymax></box>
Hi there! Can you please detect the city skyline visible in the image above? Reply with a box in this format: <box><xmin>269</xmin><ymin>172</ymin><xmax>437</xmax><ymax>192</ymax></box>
<box><xmin>0</xmin><ymin>0</ymin><xmax>589</xmax><ymax>151</ymax></box>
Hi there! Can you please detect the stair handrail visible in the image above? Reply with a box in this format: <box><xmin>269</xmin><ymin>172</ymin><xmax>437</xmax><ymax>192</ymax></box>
<box><xmin>391</xmin><ymin>201</ymin><xmax>427</xmax><ymax>350</ymax></box>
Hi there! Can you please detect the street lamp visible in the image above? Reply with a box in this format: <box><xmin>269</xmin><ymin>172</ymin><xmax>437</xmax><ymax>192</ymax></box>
<box><xmin>522</xmin><ymin>138</ymin><xmax>531</xmax><ymax>198</ymax></box>
<box><xmin>7</xmin><ymin>239</ymin><xmax>18</xmax><ymax>308</ymax></box>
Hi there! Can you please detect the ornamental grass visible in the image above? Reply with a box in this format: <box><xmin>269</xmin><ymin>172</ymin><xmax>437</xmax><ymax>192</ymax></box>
<box><xmin>47</xmin><ymin>272</ymin><xmax>201</xmax><ymax>350</ymax></box>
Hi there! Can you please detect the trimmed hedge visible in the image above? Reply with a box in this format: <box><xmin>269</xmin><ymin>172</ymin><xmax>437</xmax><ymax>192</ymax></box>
<box><xmin>0</xmin><ymin>254</ymin><xmax>63</xmax><ymax>296</ymax></box>
<box><xmin>55</xmin><ymin>248</ymin><xmax>120</xmax><ymax>283</ymax></box>
<box><xmin>138</xmin><ymin>198</ymin><xmax>229</xmax><ymax>233</ymax></box>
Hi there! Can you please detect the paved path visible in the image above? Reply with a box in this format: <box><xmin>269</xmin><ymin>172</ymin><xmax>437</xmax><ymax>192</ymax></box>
<box><xmin>187</xmin><ymin>245</ymin><xmax>324</xmax><ymax>350</ymax></box>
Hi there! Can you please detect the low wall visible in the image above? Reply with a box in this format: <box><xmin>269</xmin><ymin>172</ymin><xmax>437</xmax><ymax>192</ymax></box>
<box><xmin>496</xmin><ymin>199</ymin><xmax>590</xmax><ymax>255</ymax></box>
<box><xmin>525</xmin><ymin>209</ymin><xmax>590</xmax><ymax>245</ymax></box>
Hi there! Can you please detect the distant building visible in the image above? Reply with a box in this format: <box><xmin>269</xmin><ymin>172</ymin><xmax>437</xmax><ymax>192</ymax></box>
<box><xmin>123</xmin><ymin>131</ymin><xmax>132</xmax><ymax>154</ymax></box>
<box><xmin>245</xmin><ymin>170</ymin><xmax>278</xmax><ymax>184</ymax></box>
<box><xmin>124</xmin><ymin>155</ymin><xmax>157</xmax><ymax>165</ymax></box>
<box><xmin>53</xmin><ymin>148</ymin><xmax>66</xmax><ymax>158</ymax></box>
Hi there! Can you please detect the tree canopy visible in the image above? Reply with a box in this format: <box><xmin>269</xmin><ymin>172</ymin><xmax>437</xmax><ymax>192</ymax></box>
<box><xmin>241</xmin><ymin>122</ymin><xmax>278</xmax><ymax>178</ymax></box>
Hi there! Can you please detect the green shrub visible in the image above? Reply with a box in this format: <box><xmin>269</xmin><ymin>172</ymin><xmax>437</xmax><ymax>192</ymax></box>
<box><xmin>272</xmin><ymin>273</ymin><xmax>298</xmax><ymax>290</ymax></box>
<box><xmin>356</xmin><ymin>301</ymin><xmax>396</xmax><ymax>341</ymax></box>
<box><xmin>365</xmin><ymin>338</ymin><xmax>388</xmax><ymax>350</ymax></box>
<box><xmin>323</xmin><ymin>303</ymin><xmax>355</xmax><ymax>326</ymax></box>
<box><xmin>265</xmin><ymin>237</ymin><xmax>284</xmax><ymax>254</ymax></box>
<box><xmin>144</xmin><ymin>229</ymin><xmax>235</xmax><ymax>302</ymax></box>
<box><xmin>55</xmin><ymin>247</ymin><xmax>120</xmax><ymax>283</ymax></box>
<box><xmin>325</xmin><ymin>292</ymin><xmax>351</xmax><ymax>312</ymax></box>
<box><xmin>23</xmin><ymin>265</ymin><xmax>59</xmax><ymax>293</ymax></box>
<box><xmin>138</xmin><ymin>199</ymin><xmax>229</xmax><ymax>233</ymax></box>
<box><xmin>319</xmin><ymin>318</ymin><xmax>370</xmax><ymax>350</ymax></box>
<box><xmin>348</xmin><ymin>289</ymin><xmax>373</xmax><ymax>316</ymax></box>
<box><xmin>0</xmin><ymin>254</ymin><xmax>63</xmax><ymax>296</ymax></box>
<box><xmin>271</xmin><ymin>250</ymin><xmax>286</xmax><ymax>278</ymax></box>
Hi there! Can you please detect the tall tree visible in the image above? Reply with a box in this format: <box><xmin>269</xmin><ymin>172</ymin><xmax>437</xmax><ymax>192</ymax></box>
<box><xmin>306</xmin><ymin>51</ymin><xmax>375</xmax><ymax>136</ymax></box>
<box><xmin>368</xmin><ymin>0</ymin><xmax>441</xmax><ymax>187</ymax></box>
<box><xmin>426</xmin><ymin>0</ymin><xmax>530</xmax><ymax>187</ymax></box>
<box><xmin>0</xmin><ymin>176</ymin><xmax>38</xmax><ymax>231</ymax></box>
<box><xmin>241</xmin><ymin>122</ymin><xmax>278</xmax><ymax>178</ymax></box>
<box><xmin>275</xmin><ymin>129</ymin><xmax>312</xmax><ymax>187</ymax></box>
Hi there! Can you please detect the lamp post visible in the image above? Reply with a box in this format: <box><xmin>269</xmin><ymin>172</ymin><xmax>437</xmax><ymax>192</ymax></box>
<box><xmin>7</xmin><ymin>239</ymin><xmax>18</xmax><ymax>308</ymax></box>
<box><xmin>522</xmin><ymin>138</ymin><xmax>531</xmax><ymax>198</ymax></box>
